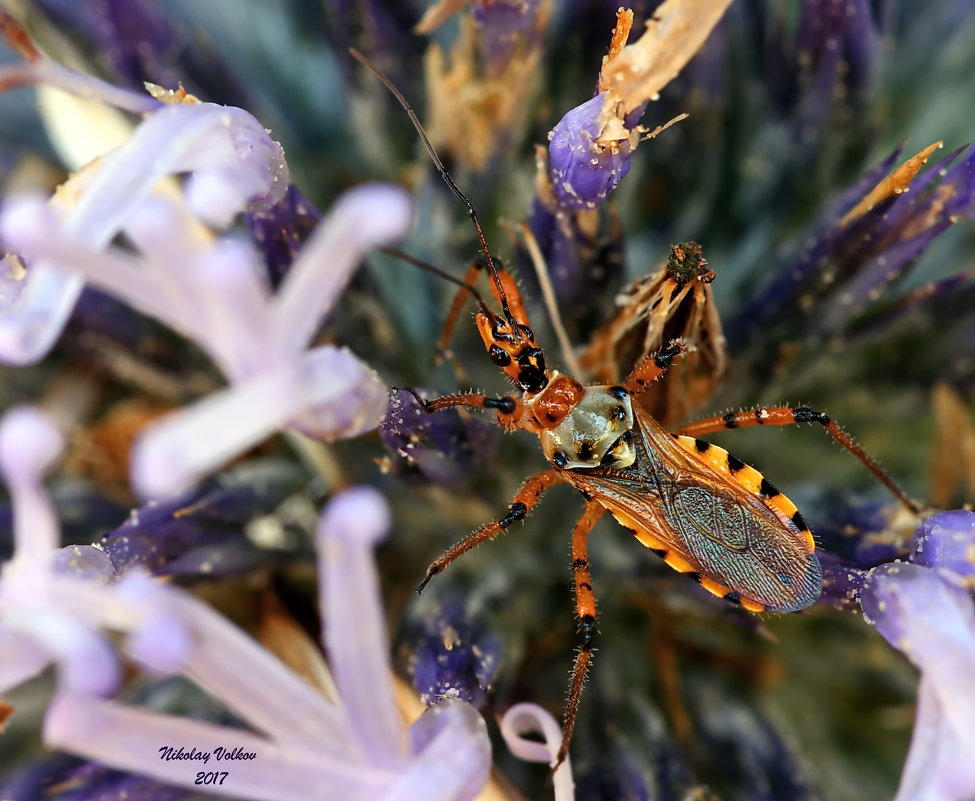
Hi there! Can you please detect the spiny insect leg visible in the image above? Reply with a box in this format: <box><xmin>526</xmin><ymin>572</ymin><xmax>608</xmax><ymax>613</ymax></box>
<box><xmin>622</xmin><ymin>340</ymin><xmax>688</xmax><ymax>395</ymax></box>
<box><xmin>417</xmin><ymin>470</ymin><xmax>563</xmax><ymax>593</ymax></box>
<box><xmin>555</xmin><ymin>500</ymin><xmax>606</xmax><ymax>769</ymax></box>
<box><xmin>437</xmin><ymin>257</ymin><xmax>532</xmax><ymax>357</ymax></box>
<box><xmin>396</xmin><ymin>386</ymin><xmax>523</xmax><ymax>428</ymax></box>
<box><xmin>437</xmin><ymin>262</ymin><xmax>484</xmax><ymax>359</ymax></box>
<box><xmin>677</xmin><ymin>405</ymin><xmax>920</xmax><ymax>514</ymax></box>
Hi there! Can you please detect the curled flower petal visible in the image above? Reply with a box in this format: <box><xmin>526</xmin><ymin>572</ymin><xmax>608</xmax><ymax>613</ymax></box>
<box><xmin>500</xmin><ymin>703</ymin><xmax>575</xmax><ymax>800</ymax></box>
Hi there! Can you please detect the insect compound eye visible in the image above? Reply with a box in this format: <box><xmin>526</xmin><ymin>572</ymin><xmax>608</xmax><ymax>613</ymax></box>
<box><xmin>488</xmin><ymin>344</ymin><xmax>511</xmax><ymax>367</ymax></box>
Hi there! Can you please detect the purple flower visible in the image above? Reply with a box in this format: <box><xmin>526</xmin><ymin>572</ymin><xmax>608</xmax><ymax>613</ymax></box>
<box><xmin>729</xmin><ymin>140</ymin><xmax>975</xmax><ymax>352</ymax></box>
<box><xmin>471</xmin><ymin>0</ymin><xmax>543</xmax><ymax>76</ymax></box>
<box><xmin>0</xmin><ymin>407</ymin><xmax>121</xmax><ymax>698</ymax></box>
<box><xmin>415</xmin><ymin>0</ymin><xmax>543</xmax><ymax>77</ymax></box>
<box><xmin>29</xmin><ymin>0</ymin><xmax>182</xmax><ymax>91</ymax></box>
<box><xmin>0</xmin><ymin>63</ymin><xmax>414</xmax><ymax>498</ymax></box>
<box><xmin>406</xmin><ymin>599</ymin><xmax>501</xmax><ymax>707</ymax></box>
<box><xmin>245</xmin><ymin>184</ymin><xmax>322</xmax><ymax>288</ymax></box>
<box><xmin>766</xmin><ymin>0</ymin><xmax>878</xmax><ymax>120</ymax></box>
<box><xmin>910</xmin><ymin>510</ymin><xmax>975</xmax><ymax>589</ymax></box>
<box><xmin>549</xmin><ymin>92</ymin><xmax>635</xmax><ymax>211</ymax></box>
<box><xmin>501</xmin><ymin>703</ymin><xmax>575</xmax><ymax>801</ymax></box>
<box><xmin>860</xmin><ymin>560</ymin><xmax>975</xmax><ymax>801</ymax></box>
<box><xmin>2</xmin><ymin>456</ymin><xmax>493</xmax><ymax>800</ymax></box>
<box><xmin>98</xmin><ymin>463</ymin><xmax>303</xmax><ymax>578</ymax></box>
<box><xmin>520</xmin><ymin>168</ymin><xmax>625</xmax><ymax>340</ymax></box>
<box><xmin>379</xmin><ymin>388</ymin><xmax>500</xmax><ymax>485</ymax></box>
<box><xmin>548</xmin><ymin>0</ymin><xmax>732</xmax><ymax>210</ymax></box>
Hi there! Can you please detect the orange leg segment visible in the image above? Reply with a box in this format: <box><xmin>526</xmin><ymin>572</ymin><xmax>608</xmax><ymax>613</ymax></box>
<box><xmin>417</xmin><ymin>469</ymin><xmax>563</xmax><ymax>592</ymax></box>
<box><xmin>677</xmin><ymin>405</ymin><xmax>920</xmax><ymax>514</ymax></box>
<box><xmin>623</xmin><ymin>340</ymin><xmax>687</xmax><ymax>395</ymax></box>
<box><xmin>436</xmin><ymin>257</ymin><xmax>533</xmax><ymax>356</ymax></box>
<box><xmin>397</xmin><ymin>387</ymin><xmax>524</xmax><ymax>430</ymax></box>
<box><xmin>556</xmin><ymin>500</ymin><xmax>606</xmax><ymax>768</ymax></box>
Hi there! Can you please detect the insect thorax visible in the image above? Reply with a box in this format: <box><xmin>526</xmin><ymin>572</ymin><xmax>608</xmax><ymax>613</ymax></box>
<box><xmin>537</xmin><ymin>386</ymin><xmax>636</xmax><ymax>470</ymax></box>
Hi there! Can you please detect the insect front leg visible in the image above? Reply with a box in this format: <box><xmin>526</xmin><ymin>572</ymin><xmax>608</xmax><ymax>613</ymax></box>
<box><xmin>622</xmin><ymin>339</ymin><xmax>688</xmax><ymax>395</ymax></box>
<box><xmin>437</xmin><ymin>256</ymin><xmax>531</xmax><ymax>358</ymax></box>
<box><xmin>677</xmin><ymin>405</ymin><xmax>920</xmax><ymax>514</ymax></box>
<box><xmin>556</xmin><ymin>500</ymin><xmax>606</xmax><ymax>769</ymax></box>
<box><xmin>397</xmin><ymin>387</ymin><xmax>525</xmax><ymax>431</ymax></box>
<box><xmin>417</xmin><ymin>469</ymin><xmax>563</xmax><ymax>592</ymax></box>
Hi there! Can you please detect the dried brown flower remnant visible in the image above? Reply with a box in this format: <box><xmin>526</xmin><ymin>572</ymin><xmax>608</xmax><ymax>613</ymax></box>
<box><xmin>421</xmin><ymin>2</ymin><xmax>547</xmax><ymax>170</ymax></box>
<box><xmin>599</xmin><ymin>0</ymin><xmax>734</xmax><ymax>115</ymax></box>
<box><xmin>66</xmin><ymin>397</ymin><xmax>173</xmax><ymax>502</ymax></box>
<box><xmin>929</xmin><ymin>382</ymin><xmax>975</xmax><ymax>508</ymax></box>
<box><xmin>0</xmin><ymin>699</ymin><xmax>14</xmax><ymax>732</ymax></box>
<box><xmin>580</xmin><ymin>242</ymin><xmax>727</xmax><ymax>427</ymax></box>
<box><xmin>144</xmin><ymin>81</ymin><xmax>201</xmax><ymax>105</ymax></box>
<box><xmin>840</xmin><ymin>141</ymin><xmax>943</xmax><ymax>227</ymax></box>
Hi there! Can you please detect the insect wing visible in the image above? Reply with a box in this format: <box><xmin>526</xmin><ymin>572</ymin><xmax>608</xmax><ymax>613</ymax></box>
<box><xmin>578</xmin><ymin>408</ymin><xmax>822</xmax><ymax>612</ymax></box>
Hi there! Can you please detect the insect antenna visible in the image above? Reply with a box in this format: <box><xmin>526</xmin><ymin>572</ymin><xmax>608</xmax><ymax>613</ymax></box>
<box><xmin>379</xmin><ymin>245</ymin><xmax>490</xmax><ymax>315</ymax></box>
<box><xmin>349</xmin><ymin>47</ymin><xmax>517</xmax><ymax>326</ymax></box>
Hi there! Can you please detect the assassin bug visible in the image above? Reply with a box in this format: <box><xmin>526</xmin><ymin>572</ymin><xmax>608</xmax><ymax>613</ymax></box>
<box><xmin>351</xmin><ymin>50</ymin><xmax>921</xmax><ymax>766</ymax></box>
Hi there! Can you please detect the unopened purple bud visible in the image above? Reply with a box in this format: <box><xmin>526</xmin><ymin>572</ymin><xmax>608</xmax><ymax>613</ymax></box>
<box><xmin>380</xmin><ymin>388</ymin><xmax>499</xmax><ymax>485</ymax></box>
<box><xmin>408</xmin><ymin>600</ymin><xmax>501</xmax><ymax>707</ymax></box>
<box><xmin>246</xmin><ymin>184</ymin><xmax>322</xmax><ymax>288</ymax></box>
<box><xmin>910</xmin><ymin>510</ymin><xmax>975</xmax><ymax>588</ymax></box>
<box><xmin>549</xmin><ymin>92</ymin><xmax>632</xmax><ymax>211</ymax></box>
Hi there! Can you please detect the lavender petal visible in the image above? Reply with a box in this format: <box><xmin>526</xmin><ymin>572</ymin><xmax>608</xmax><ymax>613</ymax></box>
<box><xmin>318</xmin><ymin>487</ymin><xmax>406</xmax><ymax>768</ymax></box>
<box><xmin>131</xmin><ymin>346</ymin><xmax>386</xmax><ymax>499</ymax></box>
<box><xmin>44</xmin><ymin>693</ymin><xmax>390</xmax><ymax>801</ymax></box>
<box><xmin>271</xmin><ymin>184</ymin><xmax>412</xmax><ymax>354</ymax></box>
<box><xmin>392</xmin><ymin>700</ymin><xmax>491</xmax><ymax>801</ymax></box>
<box><xmin>910</xmin><ymin>510</ymin><xmax>975</xmax><ymax>587</ymax></box>
<box><xmin>0</xmin><ymin>623</ymin><xmax>50</xmax><ymax>693</ymax></box>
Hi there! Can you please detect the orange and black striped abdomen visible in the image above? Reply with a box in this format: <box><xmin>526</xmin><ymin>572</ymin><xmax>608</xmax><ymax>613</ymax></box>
<box><xmin>572</xmin><ymin>407</ymin><xmax>822</xmax><ymax>613</ymax></box>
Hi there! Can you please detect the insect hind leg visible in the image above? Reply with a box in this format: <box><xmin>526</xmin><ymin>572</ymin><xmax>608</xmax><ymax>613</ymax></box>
<box><xmin>417</xmin><ymin>469</ymin><xmax>562</xmax><ymax>592</ymax></box>
<box><xmin>677</xmin><ymin>405</ymin><xmax>920</xmax><ymax>514</ymax></box>
<box><xmin>555</xmin><ymin>500</ymin><xmax>606</xmax><ymax>769</ymax></box>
